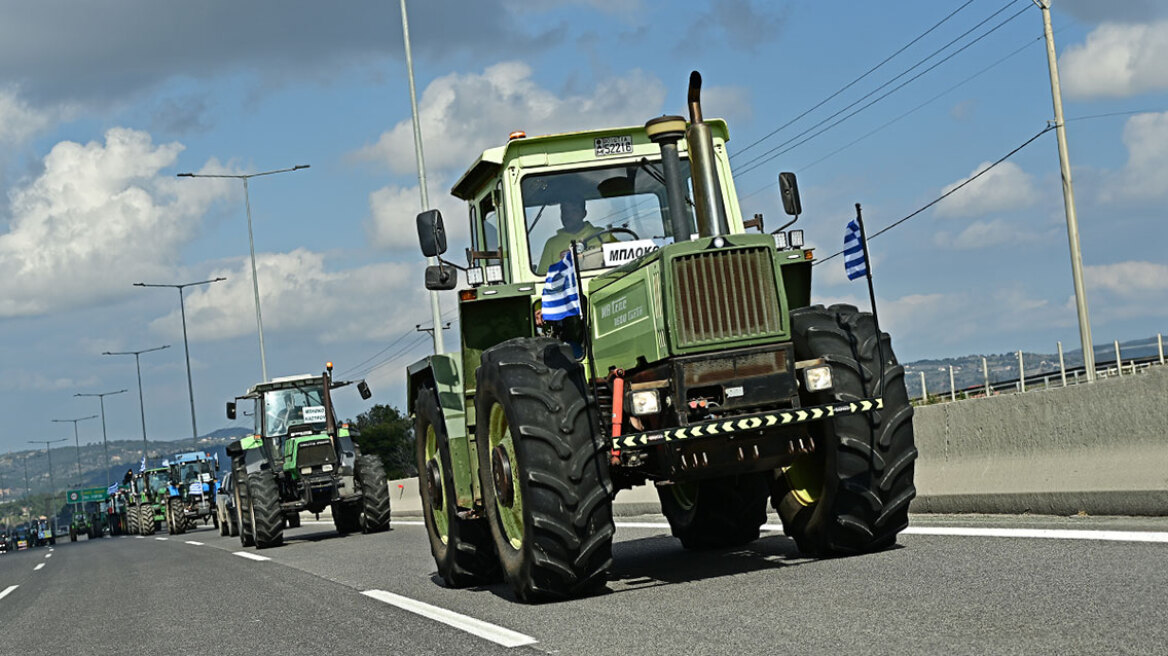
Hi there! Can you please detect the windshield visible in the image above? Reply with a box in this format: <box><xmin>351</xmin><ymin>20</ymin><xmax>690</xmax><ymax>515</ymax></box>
<box><xmin>147</xmin><ymin>471</ymin><xmax>170</xmax><ymax>494</ymax></box>
<box><xmin>522</xmin><ymin>160</ymin><xmax>695</xmax><ymax>275</ymax></box>
<box><xmin>264</xmin><ymin>383</ymin><xmax>326</xmax><ymax>437</ymax></box>
<box><xmin>176</xmin><ymin>461</ymin><xmax>211</xmax><ymax>484</ymax></box>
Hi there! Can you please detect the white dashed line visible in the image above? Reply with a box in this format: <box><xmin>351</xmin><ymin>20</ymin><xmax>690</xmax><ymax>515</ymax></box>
<box><xmin>362</xmin><ymin>589</ymin><xmax>537</xmax><ymax>648</ymax></box>
<box><xmin>44</xmin><ymin>554</ymin><xmax>51</xmax><ymax>558</ymax></box>
<box><xmin>155</xmin><ymin>537</ymin><xmax>168</xmax><ymax>541</ymax></box>
<box><xmin>185</xmin><ymin>541</ymin><xmax>204</xmax><ymax>546</ymax></box>
<box><xmin>233</xmin><ymin>551</ymin><xmax>271</xmax><ymax>561</ymax></box>
<box><xmin>34</xmin><ymin>563</ymin><xmax>45</xmax><ymax>571</ymax></box>
<box><xmin>135</xmin><ymin>536</ymin><xmax>144</xmax><ymax>539</ymax></box>
<box><xmin>0</xmin><ymin>585</ymin><xmax>18</xmax><ymax>600</ymax></box>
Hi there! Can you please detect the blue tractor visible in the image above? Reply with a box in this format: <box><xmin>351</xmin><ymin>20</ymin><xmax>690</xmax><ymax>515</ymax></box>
<box><xmin>165</xmin><ymin>452</ymin><xmax>220</xmax><ymax>535</ymax></box>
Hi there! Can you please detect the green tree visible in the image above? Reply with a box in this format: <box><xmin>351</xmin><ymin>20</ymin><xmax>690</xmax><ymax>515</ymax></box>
<box><xmin>351</xmin><ymin>404</ymin><xmax>416</xmax><ymax>479</ymax></box>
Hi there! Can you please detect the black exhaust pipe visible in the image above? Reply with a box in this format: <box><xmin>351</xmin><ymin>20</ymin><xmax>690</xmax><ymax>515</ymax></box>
<box><xmin>685</xmin><ymin>71</ymin><xmax>729</xmax><ymax>238</ymax></box>
<box><xmin>644</xmin><ymin>115</ymin><xmax>691</xmax><ymax>243</ymax></box>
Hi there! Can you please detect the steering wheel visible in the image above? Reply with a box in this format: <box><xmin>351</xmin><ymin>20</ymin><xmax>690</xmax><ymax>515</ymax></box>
<box><xmin>581</xmin><ymin>227</ymin><xmax>640</xmax><ymax>248</ymax></box>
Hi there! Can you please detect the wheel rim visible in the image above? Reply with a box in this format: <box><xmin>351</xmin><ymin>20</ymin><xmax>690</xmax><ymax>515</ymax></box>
<box><xmin>783</xmin><ymin>451</ymin><xmax>824</xmax><ymax>506</ymax></box>
<box><xmin>424</xmin><ymin>424</ymin><xmax>449</xmax><ymax>545</ymax></box>
<box><xmin>488</xmin><ymin>403</ymin><xmax>524</xmax><ymax>550</ymax></box>
<box><xmin>670</xmin><ymin>483</ymin><xmax>699</xmax><ymax>511</ymax></box>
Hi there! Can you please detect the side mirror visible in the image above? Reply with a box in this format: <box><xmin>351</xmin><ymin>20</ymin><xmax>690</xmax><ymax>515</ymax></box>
<box><xmin>357</xmin><ymin>381</ymin><xmax>372</xmax><ymax>400</ymax></box>
<box><xmin>226</xmin><ymin>401</ymin><xmax>236</xmax><ymax>420</ymax></box>
<box><xmin>424</xmin><ymin>264</ymin><xmax>458</xmax><ymax>291</ymax></box>
<box><xmin>778</xmin><ymin>172</ymin><xmax>802</xmax><ymax>217</ymax></box>
<box><xmin>417</xmin><ymin>209</ymin><xmax>448</xmax><ymax>257</ymax></box>
<box><xmin>225</xmin><ymin>441</ymin><xmax>243</xmax><ymax>458</ymax></box>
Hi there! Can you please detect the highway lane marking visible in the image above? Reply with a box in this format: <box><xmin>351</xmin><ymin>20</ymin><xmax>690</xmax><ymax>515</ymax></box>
<box><xmin>185</xmin><ymin>541</ymin><xmax>204</xmax><ymax>546</ymax></box>
<box><xmin>902</xmin><ymin>526</ymin><xmax>1168</xmax><ymax>544</ymax></box>
<box><xmin>233</xmin><ymin>551</ymin><xmax>271</xmax><ymax>562</ymax></box>
<box><xmin>155</xmin><ymin>537</ymin><xmax>168</xmax><ymax>541</ymax></box>
<box><xmin>135</xmin><ymin>536</ymin><xmax>144</xmax><ymax>539</ymax></box>
<box><xmin>34</xmin><ymin>564</ymin><xmax>44</xmax><ymax>571</ymax></box>
<box><xmin>0</xmin><ymin>585</ymin><xmax>17</xmax><ymax>600</ymax></box>
<box><xmin>361</xmin><ymin>589</ymin><xmax>537</xmax><ymax>648</ymax></box>
<box><xmin>44</xmin><ymin>554</ymin><xmax>51</xmax><ymax>558</ymax></box>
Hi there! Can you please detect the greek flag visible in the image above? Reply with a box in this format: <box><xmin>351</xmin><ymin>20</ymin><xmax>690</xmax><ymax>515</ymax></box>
<box><xmin>542</xmin><ymin>250</ymin><xmax>582</xmax><ymax>321</ymax></box>
<box><xmin>844</xmin><ymin>219</ymin><xmax>868</xmax><ymax>281</ymax></box>
<box><xmin>107</xmin><ymin>482</ymin><xmax>119</xmax><ymax>496</ymax></box>
<box><xmin>139</xmin><ymin>456</ymin><xmax>146</xmax><ymax>473</ymax></box>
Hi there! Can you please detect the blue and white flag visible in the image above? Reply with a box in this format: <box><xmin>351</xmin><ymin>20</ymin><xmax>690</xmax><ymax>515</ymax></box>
<box><xmin>542</xmin><ymin>250</ymin><xmax>582</xmax><ymax>321</ymax></box>
<box><xmin>107</xmin><ymin>482</ymin><xmax>119</xmax><ymax>496</ymax></box>
<box><xmin>844</xmin><ymin>219</ymin><xmax>868</xmax><ymax>281</ymax></box>
<box><xmin>139</xmin><ymin>456</ymin><xmax>146</xmax><ymax>473</ymax></box>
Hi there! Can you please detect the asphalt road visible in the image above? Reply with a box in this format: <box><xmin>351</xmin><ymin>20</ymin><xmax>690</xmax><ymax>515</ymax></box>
<box><xmin>2</xmin><ymin>512</ymin><xmax>1166</xmax><ymax>655</ymax></box>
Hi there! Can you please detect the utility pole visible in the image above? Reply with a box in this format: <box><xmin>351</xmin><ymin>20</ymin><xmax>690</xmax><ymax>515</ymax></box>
<box><xmin>29</xmin><ymin>439</ymin><xmax>66</xmax><ymax>517</ymax></box>
<box><xmin>400</xmin><ymin>0</ymin><xmax>445</xmax><ymax>355</ymax></box>
<box><xmin>103</xmin><ymin>345</ymin><xmax>170</xmax><ymax>466</ymax></box>
<box><xmin>51</xmin><ymin>415</ymin><xmax>97</xmax><ymax>512</ymax></box>
<box><xmin>75</xmin><ymin>389</ymin><xmax>127</xmax><ymax>490</ymax></box>
<box><xmin>1036</xmin><ymin>0</ymin><xmax>1094</xmax><ymax>382</ymax></box>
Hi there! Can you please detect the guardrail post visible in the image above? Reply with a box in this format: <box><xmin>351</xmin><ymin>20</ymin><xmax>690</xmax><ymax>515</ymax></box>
<box><xmin>983</xmin><ymin>357</ymin><xmax>990</xmax><ymax>396</ymax></box>
<box><xmin>949</xmin><ymin>365</ymin><xmax>956</xmax><ymax>402</ymax></box>
<box><xmin>1057</xmin><ymin>341</ymin><xmax>1067</xmax><ymax>387</ymax></box>
<box><xmin>1114</xmin><ymin>340</ymin><xmax>1122</xmax><ymax>378</ymax></box>
<box><xmin>920</xmin><ymin>371</ymin><xmax>928</xmax><ymax>403</ymax></box>
<box><xmin>1018</xmin><ymin>350</ymin><xmax>1026</xmax><ymax>393</ymax></box>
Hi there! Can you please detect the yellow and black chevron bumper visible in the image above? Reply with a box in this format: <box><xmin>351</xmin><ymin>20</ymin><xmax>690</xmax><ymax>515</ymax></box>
<box><xmin>611</xmin><ymin>398</ymin><xmax>883</xmax><ymax>450</ymax></box>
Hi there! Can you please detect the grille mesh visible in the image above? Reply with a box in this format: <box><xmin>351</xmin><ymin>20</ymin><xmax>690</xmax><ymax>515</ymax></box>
<box><xmin>296</xmin><ymin>440</ymin><xmax>337</xmax><ymax>468</ymax></box>
<box><xmin>671</xmin><ymin>247</ymin><xmax>781</xmax><ymax>348</ymax></box>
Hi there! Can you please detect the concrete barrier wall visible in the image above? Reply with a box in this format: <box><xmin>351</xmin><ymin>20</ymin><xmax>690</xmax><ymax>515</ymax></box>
<box><xmin>390</xmin><ymin>366</ymin><xmax>1167</xmax><ymax>518</ymax></box>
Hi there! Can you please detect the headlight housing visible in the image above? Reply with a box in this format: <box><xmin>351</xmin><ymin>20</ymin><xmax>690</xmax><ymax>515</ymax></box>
<box><xmin>804</xmin><ymin>365</ymin><xmax>833</xmax><ymax>392</ymax></box>
<box><xmin>630</xmin><ymin>390</ymin><xmax>660</xmax><ymax>415</ymax></box>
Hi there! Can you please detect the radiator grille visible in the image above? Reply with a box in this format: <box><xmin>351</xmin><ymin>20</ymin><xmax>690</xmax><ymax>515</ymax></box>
<box><xmin>296</xmin><ymin>440</ymin><xmax>337</xmax><ymax>468</ymax></box>
<box><xmin>671</xmin><ymin>247</ymin><xmax>781</xmax><ymax>349</ymax></box>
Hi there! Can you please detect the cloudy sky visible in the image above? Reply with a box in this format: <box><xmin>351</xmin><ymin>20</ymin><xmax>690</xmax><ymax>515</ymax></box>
<box><xmin>1</xmin><ymin>0</ymin><xmax>1165</xmax><ymax>458</ymax></box>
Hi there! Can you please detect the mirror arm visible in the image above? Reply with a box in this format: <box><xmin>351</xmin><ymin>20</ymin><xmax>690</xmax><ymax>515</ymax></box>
<box><xmin>437</xmin><ymin>255</ymin><xmax>468</xmax><ymax>272</ymax></box>
<box><xmin>771</xmin><ymin>215</ymin><xmax>799</xmax><ymax>235</ymax></box>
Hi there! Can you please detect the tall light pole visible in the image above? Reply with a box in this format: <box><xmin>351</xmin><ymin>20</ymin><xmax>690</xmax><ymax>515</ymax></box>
<box><xmin>51</xmin><ymin>415</ymin><xmax>97</xmax><ymax>509</ymax></box>
<box><xmin>399</xmin><ymin>0</ymin><xmax>445</xmax><ymax>354</ymax></box>
<box><xmin>1035</xmin><ymin>0</ymin><xmax>1094</xmax><ymax>381</ymax></box>
<box><xmin>74</xmin><ymin>390</ymin><xmax>126</xmax><ymax>489</ymax></box>
<box><xmin>103</xmin><ymin>345</ymin><xmax>170</xmax><ymax>466</ymax></box>
<box><xmin>177</xmin><ymin>165</ymin><xmax>310</xmax><ymax>381</ymax></box>
<box><xmin>134</xmin><ymin>278</ymin><xmax>226</xmax><ymax>441</ymax></box>
<box><xmin>29</xmin><ymin>438</ymin><xmax>66</xmax><ymax>517</ymax></box>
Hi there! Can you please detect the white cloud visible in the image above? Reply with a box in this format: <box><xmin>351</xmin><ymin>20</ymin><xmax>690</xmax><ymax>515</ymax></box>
<box><xmin>151</xmin><ymin>249</ymin><xmax>432</xmax><ymax>344</ymax></box>
<box><xmin>0</xmin><ymin>371</ymin><xmax>100</xmax><ymax>392</ymax></box>
<box><xmin>354</xmin><ymin>62</ymin><xmax>666</xmax><ymax>176</ymax></box>
<box><xmin>1060</xmin><ymin>21</ymin><xmax>1168</xmax><ymax>99</ymax></box>
<box><xmin>932</xmin><ymin>218</ymin><xmax>1045</xmax><ymax>251</ymax></box>
<box><xmin>1103</xmin><ymin>111</ymin><xmax>1168</xmax><ymax>201</ymax></box>
<box><xmin>933</xmin><ymin>161</ymin><xmax>1037</xmax><ymax>219</ymax></box>
<box><xmin>366</xmin><ymin>178</ymin><xmax>469</xmax><ymax>253</ymax></box>
<box><xmin>0</xmin><ymin>87</ymin><xmax>53</xmax><ymax>144</ymax></box>
<box><xmin>1085</xmin><ymin>261</ymin><xmax>1168</xmax><ymax>296</ymax></box>
<box><xmin>0</xmin><ymin>128</ymin><xmax>231</xmax><ymax>317</ymax></box>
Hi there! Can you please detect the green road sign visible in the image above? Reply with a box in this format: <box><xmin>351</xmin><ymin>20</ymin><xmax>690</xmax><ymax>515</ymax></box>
<box><xmin>67</xmin><ymin>488</ymin><xmax>109</xmax><ymax>503</ymax></box>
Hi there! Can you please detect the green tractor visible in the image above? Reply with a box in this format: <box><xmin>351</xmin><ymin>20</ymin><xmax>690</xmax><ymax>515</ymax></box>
<box><xmin>408</xmin><ymin>72</ymin><xmax>917</xmax><ymax>601</ymax></box>
<box><xmin>224</xmin><ymin>364</ymin><xmax>391</xmax><ymax>549</ymax></box>
<box><xmin>68</xmin><ymin>511</ymin><xmax>97</xmax><ymax>541</ymax></box>
<box><xmin>126</xmin><ymin>467</ymin><xmax>169</xmax><ymax>535</ymax></box>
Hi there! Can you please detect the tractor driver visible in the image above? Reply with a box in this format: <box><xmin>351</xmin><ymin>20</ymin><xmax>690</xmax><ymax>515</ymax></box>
<box><xmin>269</xmin><ymin>391</ymin><xmax>300</xmax><ymax>436</ymax></box>
<box><xmin>536</xmin><ymin>198</ymin><xmax>615</xmax><ymax>273</ymax></box>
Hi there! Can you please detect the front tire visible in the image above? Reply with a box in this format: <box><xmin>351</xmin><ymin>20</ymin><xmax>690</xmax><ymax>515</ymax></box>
<box><xmin>416</xmin><ymin>385</ymin><xmax>498</xmax><ymax>587</ymax></box>
<box><xmin>167</xmin><ymin>498</ymin><xmax>186</xmax><ymax>535</ymax></box>
<box><xmin>332</xmin><ymin>501</ymin><xmax>361</xmax><ymax>535</ymax></box>
<box><xmin>356</xmin><ymin>455</ymin><xmax>391</xmax><ymax>533</ymax></box>
<box><xmin>775</xmin><ymin>304</ymin><xmax>917</xmax><ymax>556</ymax></box>
<box><xmin>475</xmin><ymin>338</ymin><xmax>614</xmax><ymax>603</ymax></box>
<box><xmin>658</xmin><ymin>474</ymin><xmax>769</xmax><ymax>549</ymax></box>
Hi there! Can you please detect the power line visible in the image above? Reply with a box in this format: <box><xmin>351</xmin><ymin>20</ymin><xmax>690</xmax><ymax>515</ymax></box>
<box><xmin>732</xmin><ymin>0</ymin><xmax>977</xmax><ymax>159</ymax></box>
<box><xmin>1065</xmin><ymin>109</ymin><xmax>1168</xmax><ymax>122</ymax></box>
<box><xmin>736</xmin><ymin>0</ymin><xmax>1030</xmax><ymax>176</ymax></box>
<box><xmin>814</xmin><ymin>124</ymin><xmax>1054</xmax><ymax>265</ymax></box>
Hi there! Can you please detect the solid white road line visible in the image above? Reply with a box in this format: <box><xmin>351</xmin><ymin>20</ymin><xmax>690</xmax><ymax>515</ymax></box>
<box><xmin>185</xmin><ymin>541</ymin><xmax>204</xmax><ymax>546</ymax></box>
<box><xmin>903</xmin><ymin>526</ymin><xmax>1168</xmax><ymax>544</ymax></box>
<box><xmin>233</xmin><ymin>551</ymin><xmax>271</xmax><ymax>562</ymax></box>
<box><xmin>0</xmin><ymin>585</ymin><xmax>18</xmax><ymax>600</ymax></box>
<box><xmin>362</xmin><ymin>589</ymin><xmax>537</xmax><ymax>648</ymax></box>
<box><xmin>34</xmin><ymin>564</ymin><xmax>44</xmax><ymax>571</ymax></box>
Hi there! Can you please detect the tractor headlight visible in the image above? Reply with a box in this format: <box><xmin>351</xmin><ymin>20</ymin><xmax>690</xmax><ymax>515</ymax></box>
<box><xmin>300</xmin><ymin>466</ymin><xmax>312</xmax><ymax>475</ymax></box>
<box><xmin>630</xmin><ymin>390</ymin><xmax>660</xmax><ymax>416</ymax></box>
<box><xmin>804</xmin><ymin>365</ymin><xmax>833</xmax><ymax>392</ymax></box>
<box><xmin>322</xmin><ymin>464</ymin><xmax>334</xmax><ymax>472</ymax></box>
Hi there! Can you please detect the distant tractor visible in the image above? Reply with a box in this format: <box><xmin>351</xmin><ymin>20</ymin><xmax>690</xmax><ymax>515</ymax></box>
<box><xmin>164</xmin><ymin>451</ymin><xmax>220</xmax><ymax>535</ymax></box>
<box><xmin>127</xmin><ymin>467</ymin><xmax>170</xmax><ymax>535</ymax></box>
<box><xmin>225</xmin><ymin>364</ymin><xmax>390</xmax><ymax>549</ymax></box>
<box><xmin>407</xmin><ymin>72</ymin><xmax>916</xmax><ymax>601</ymax></box>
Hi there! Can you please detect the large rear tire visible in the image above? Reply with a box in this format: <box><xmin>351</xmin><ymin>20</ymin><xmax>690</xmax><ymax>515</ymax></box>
<box><xmin>356</xmin><ymin>455</ymin><xmax>391</xmax><ymax>533</ymax></box>
<box><xmin>475</xmin><ymin>338</ymin><xmax>614</xmax><ymax>603</ymax></box>
<box><xmin>141</xmin><ymin>506</ymin><xmax>156</xmax><ymax>535</ymax></box>
<box><xmin>416</xmin><ymin>385</ymin><xmax>498</xmax><ymax>587</ymax></box>
<box><xmin>127</xmin><ymin>506</ymin><xmax>138</xmax><ymax>535</ymax></box>
<box><xmin>658</xmin><ymin>474</ymin><xmax>769</xmax><ymax>549</ymax></box>
<box><xmin>332</xmin><ymin>501</ymin><xmax>362</xmax><ymax>535</ymax></box>
<box><xmin>248</xmin><ymin>472</ymin><xmax>284</xmax><ymax>549</ymax></box>
<box><xmin>235</xmin><ymin>472</ymin><xmax>254</xmax><ymax>547</ymax></box>
<box><xmin>775</xmin><ymin>304</ymin><xmax>917</xmax><ymax>556</ymax></box>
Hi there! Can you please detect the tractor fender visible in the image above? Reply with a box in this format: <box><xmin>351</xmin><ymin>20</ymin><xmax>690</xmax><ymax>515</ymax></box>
<box><xmin>407</xmin><ymin>353</ymin><xmax>478</xmax><ymax>508</ymax></box>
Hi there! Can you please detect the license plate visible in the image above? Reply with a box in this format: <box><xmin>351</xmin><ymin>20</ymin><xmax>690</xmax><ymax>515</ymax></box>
<box><xmin>594</xmin><ymin>135</ymin><xmax>633</xmax><ymax>158</ymax></box>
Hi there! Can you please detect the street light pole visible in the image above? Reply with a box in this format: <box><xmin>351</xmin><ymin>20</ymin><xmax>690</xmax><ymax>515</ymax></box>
<box><xmin>399</xmin><ymin>0</ymin><xmax>445</xmax><ymax>355</ymax></box>
<box><xmin>50</xmin><ymin>415</ymin><xmax>97</xmax><ymax>510</ymax></box>
<box><xmin>134</xmin><ymin>278</ymin><xmax>226</xmax><ymax>441</ymax></box>
<box><xmin>75</xmin><ymin>390</ymin><xmax>127</xmax><ymax>490</ymax></box>
<box><xmin>1035</xmin><ymin>0</ymin><xmax>1094</xmax><ymax>382</ymax></box>
<box><xmin>103</xmin><ymin>345</ymin><xmax>170</xmax><ymax>466</ymax></box>
<box><xmin>28</xmin><ymin>439</ymin><xmax>66</xmax><ymax>517</ymax></box>
<box><xmin>177</xmin><ymin>165</ymin><xmax>310</xmax><ymax>381</ymax></box>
